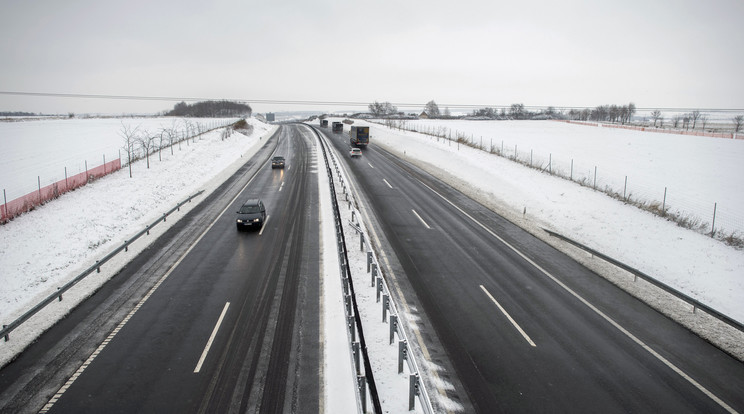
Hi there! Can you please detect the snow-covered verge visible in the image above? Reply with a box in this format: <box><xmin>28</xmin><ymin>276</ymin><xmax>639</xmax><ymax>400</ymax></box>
<box><xmin>321</xmin><ymin>118</ymin><xmax>744</xmax><ymax>360</ymax></box>
<box><xmin>0</xmin><ymin>118</ymin><xmax>275</xmax><ymax>367</ymax></box>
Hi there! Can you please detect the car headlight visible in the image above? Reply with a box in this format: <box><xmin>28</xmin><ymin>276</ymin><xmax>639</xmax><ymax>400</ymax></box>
<box><xmin>237</xmin><ymin>219</ymin><xmax>243</xmax><ymax>223</ymax></box>
<box><xmin>253</xmin><ymin>218</ymin><xmax>260</xmax><ymax>222</ymax></box>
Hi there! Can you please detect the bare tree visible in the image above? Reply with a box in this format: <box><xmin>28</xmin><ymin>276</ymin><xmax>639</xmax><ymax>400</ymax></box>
<box><xmin>424</xmin><ymin>100</ymin><xmax>440</xmax><ymax>118</ymax></box>
<box><xmin>510</xmin><ymin>103</ymin><xmax>525</xmax><ymax>119</ymax></box>
<box><xmin>138</xmin><ymin>131</ymin><xmax>156</xmax><ymax>169</ymax></box>
<box><xmin>673</xmin><ymin>116</ymin><xmax>681</xmax><ymax>128</ymax></box>
<box><xmin>120</xmin><ymin>123</ymin><xmax>140</xmax><ymax>178</ymax></box>
<box><xmin>651</xmin><ymin>110</ymin><xmax>662</xmax><ymax>127</ymax></box>
<box><xmin>733</xmin><ymin>115</ymin><xmax>744</xmax><ymax>133</ymax></box>
<box><xmin>700</xmin><ymin>115</ymin><xmax>709</xmax><ymax>131</ymax></box>
<box><xmin>691</xmin><ymin>110</ymin><xmax>701</xmax><ymax>130</ymax></box>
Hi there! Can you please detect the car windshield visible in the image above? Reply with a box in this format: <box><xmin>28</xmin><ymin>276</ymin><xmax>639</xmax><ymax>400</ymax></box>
<box><xmin>239</xmin><ymin>205</ymin><xmax>261</xmax><ymax>214</ymax></box>
<box><xmin>273</xmin><ymin>157</ymin><xmax>284</xmax><ymax>161</ymax></box>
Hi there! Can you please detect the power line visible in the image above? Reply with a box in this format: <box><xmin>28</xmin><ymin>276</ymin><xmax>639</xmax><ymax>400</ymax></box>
<box><xmin>1</xmin><ymin>91</ymin><xmax>742</xmax><ymax>113</ymax></box>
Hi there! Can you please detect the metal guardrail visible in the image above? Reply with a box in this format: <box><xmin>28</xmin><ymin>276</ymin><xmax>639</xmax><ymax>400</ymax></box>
<box><xmin>543</xmin><ymin>228</ymin><xmax>744</xmax><ymax>333</ymax></box>
<box><xmin>313</xmin><ymin>124</ymin><xmax>434</xmax><ymax>414</ymax></box>
<box><xmin>1</xmin><ymin>190</ymin><xmax>205</xmax><ymax>342</ymax></box>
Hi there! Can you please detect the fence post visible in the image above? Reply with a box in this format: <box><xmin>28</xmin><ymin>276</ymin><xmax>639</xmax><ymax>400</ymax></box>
<box><xmin>711</xmin><ymin>203</ymin><xmax>717</xmax><ymax>236</ymax></box>
<box><xmin>570</xmin><ymin>159</ymin><xmax>573</xmax><ymax>181</ymax></box>
<box><xmin>662</xmin><ymin>187</ymin><xmax>667</xmax><ymax>216</ymax></box>
<box><xmin>593</xmin><ymin>166</ymin><xmax>597</xmax><ymax>189</ymax></box>
<box><xmin>38</xmin><ymin>176</ymin><xmax>41</xmax><ymax>204</ymax></box>
<box><xmin>3</xmin><ymin>189</ymin><xmax>7</xmax><ymax>221</ymax></box>
<box><xmin>623</xmin><ymin>176</ymin><xmax>628</xmax><ymax>201</ymax></box>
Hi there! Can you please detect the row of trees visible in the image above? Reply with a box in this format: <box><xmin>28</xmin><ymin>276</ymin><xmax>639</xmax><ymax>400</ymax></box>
<box><xmin>566</xmin><ymin>103</ymin><xmax>636</xmax><ymax>123</ymax></box>
<box><xmin>367</xmin><ymin>100</ymin><xmax>744</xmax><ymax>132</ymax></box>
<box><xmin>166</xmin><ymin>100</ymin><xmax>252</xmax><ymax>118</ymax></box>
<box><xmin>119</xmin><ymin>119</ymin><xmax>235</xmax><ymax>177</ymax></box>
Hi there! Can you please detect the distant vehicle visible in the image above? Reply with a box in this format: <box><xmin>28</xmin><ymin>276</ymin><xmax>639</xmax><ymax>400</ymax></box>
<box><xmin>271</xmin><ymin>156</ymin><xmax>285</xmax><ymax>169</ymax></box>
<box><xmin>236</xmin><ymin>199</ymin><xmax>266</xmax><ymax>230</ymax></box>
<box><xmin>332</xmin><ymin>122</ymin><xmax>343</xmax><ymax>133</ymax></box>
<box><xmin>320</xmin><ymin>119</ymin><xmax>329</xmax><ymax>128</ymax></box>
<box><xmin>350</xmin><ymin>148</ymin><xmax>362</xmax><ymax>158</ymax></box>
<box><xmin>349</xmin><ymin>126</ymin><xmax>369</xmax><ymax>147</ymax></box>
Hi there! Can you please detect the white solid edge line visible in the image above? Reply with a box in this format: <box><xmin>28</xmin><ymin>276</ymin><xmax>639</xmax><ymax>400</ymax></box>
<box><xmin>259</xmin><ymin>215</ymin><xmax>270</xmax><ymax>236</ymax></box>
<box><xmin>480</xmin><ymin>285</ymin><xmax>536</xmax><ymax>347</ymax></box>
<box><xmin>194</xmin><ymin>302</ymin><xmax>230</xmax><ymax>373</ymax></box>
<box><xmin>383</xmin><ymin>178</ymin><xmax>393</xmax><ymax>189</ymax></box>
<box><xmin>411</xmin><ymin>209</ymin><xmax>431</xmax><ymax>229</ymax></box>
<box><xmin>420</xmin><ymin>180</ymin><xmax>738</xmax><ymax>414</ymax></box>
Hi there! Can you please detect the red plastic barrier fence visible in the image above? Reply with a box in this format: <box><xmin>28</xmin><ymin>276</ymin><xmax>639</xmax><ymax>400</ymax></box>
<box><xmin>2</xmin><ymin>158</ymin><xmax>121</xmax><ymax>223</ymax></box>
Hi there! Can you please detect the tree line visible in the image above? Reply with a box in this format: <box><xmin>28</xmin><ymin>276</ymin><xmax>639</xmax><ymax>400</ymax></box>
<box><xmin>165</xmin><ymin>100</ymin><xmax>252</xmax><ymax>118</ymax></box>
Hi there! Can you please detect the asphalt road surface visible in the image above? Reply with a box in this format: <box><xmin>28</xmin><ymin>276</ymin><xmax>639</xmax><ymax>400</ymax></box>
<box><xmin>319</xmin><ymin>125</ymin><xmax>744</xmax><ymax>414</ymax></box>
<box><xmin>0</xmin><ymin>125</ymin><xmax>322</xmax><ymax>414</ymax></box>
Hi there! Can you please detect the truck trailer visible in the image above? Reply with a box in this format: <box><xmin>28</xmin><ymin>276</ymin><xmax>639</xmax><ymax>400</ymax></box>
<box><xmin>349</xmin><ymin>126</ymin><xmax>369</xmax><ymax>147</ymax></box>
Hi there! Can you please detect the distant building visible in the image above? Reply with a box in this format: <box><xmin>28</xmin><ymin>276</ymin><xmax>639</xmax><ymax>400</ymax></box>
<box><xmin>419</xmin><ymin>111</ymin><xmax>429</xmax><ymax>119</ymax></box>
<box><xmin>266</xmin><ymin>113</ymin><xmax>275</xmax><ymax>122</ymax></box>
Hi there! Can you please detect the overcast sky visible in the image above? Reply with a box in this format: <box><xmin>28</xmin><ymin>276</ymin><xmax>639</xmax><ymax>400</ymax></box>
<box><xmin>1</xmin><ymin>0</ymin><xmax>742</xmax><ymax>115</ymax></box>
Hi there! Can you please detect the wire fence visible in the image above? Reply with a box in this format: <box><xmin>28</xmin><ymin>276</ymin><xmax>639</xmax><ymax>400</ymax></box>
<box><xmin>374</xmin><ymin>119</ymin><xmax>744</xmax><ymax>247</ymax></box>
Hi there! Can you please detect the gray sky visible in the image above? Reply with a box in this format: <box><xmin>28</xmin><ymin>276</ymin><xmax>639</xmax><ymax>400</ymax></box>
<box><xmin>1</xmin><ymin>0</ymin><xmax>742</xmax><ymax>115</ymax></box>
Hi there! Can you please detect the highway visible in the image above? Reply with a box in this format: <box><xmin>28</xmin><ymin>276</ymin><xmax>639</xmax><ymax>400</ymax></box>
<box><xmin>0</xmin><ymin>125</ymin><xmax>322</xmax><ymax>413</ymax></box>
<box><xmin>2</xmin><ymin>121</ymin><xmax>744</xmax><ymax>414</ymax></box>
<box><xmin>319</xmin><ymin>125</ymin><xmax>744</xmax><ymax>413</ymax></box>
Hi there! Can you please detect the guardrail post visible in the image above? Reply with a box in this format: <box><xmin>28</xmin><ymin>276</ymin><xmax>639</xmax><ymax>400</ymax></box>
<box><xmin>3</xmin><ymin>325</ymin><xmax>8</xmax><ymax>342</ymax></box>
<box><xmin>352</xmin><ymin>341</ymin><xmax>361</xmax><ymax>374</ymax></box>
<box><xmin>409</xmin><ymin>373</ymin><xmax>419</xmax><ymax>410</ymax></box>
<box><xmin>370</xmin><ymin>263</ymin><xmax>377</xmax><ymax>287</ymax></box>
<box><xmin>389</xmin><ymin>314</ymin><xmax>397</xmax><ymax>344</ymax></box>
<box><xmin>398</xmin><ymin>340</ymin><xmax>408</xmax><ymax>373</ymax></box>
<box><xmin>376</xmin><ymin>277</ymin><xmax>383</xmax><ymax>303</ymax></box>
<box><xmin>382</xmin><ymin>294</ymin><xmax>389</xmax><ymax>322</ymax></box>
<box><xmin>344</xmin><ymin>294</ymin><xmax>352</xmax><ymax>315</ymax></box>
<box><xmin>357</xmin><ymin>376</ymin><xmax>367</xmax><ymax>413</ymax></box>
<box><xmin>352</xmin><ymin>210</ymin><xmax>355</xmax><ymax>223</ymax></box>
<box><xmin>96</xmin><ymin>261</ymin><xmax>100</xmax><ymax>273</ymax></box>
<box><xmin>367</xmin><ymin>252</ymin><xmax>373</xmax><ymax>273</ymax></box>
<box><xmin>360</xmin><ymin>232</ymin><xmax>364</xmax><ymax>251</ymax></box>
<box><xmin>348</xmin><ymin>315</ymin><xmax>356</xmax><ymax>342</ymax></box>
<box><xmin>57</xmin><ymin>287</ymin><xmax>62</xmax><ymax>301</ymax></box>
<box><xmin>125</xmin><ymin>241</ymin><xmax>129</xmax><ymax>252</ymax></box>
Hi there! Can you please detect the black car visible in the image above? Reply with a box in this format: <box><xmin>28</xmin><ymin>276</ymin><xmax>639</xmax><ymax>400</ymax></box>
<box><xmin>271</xmin><ymin>156</ymin><xmax>285</xmax><ymax>168</ymax></box>
<box><xmin>236</xmin><ymin>199</ymin><xmax>266</xmax><ymax>230</ymax></box>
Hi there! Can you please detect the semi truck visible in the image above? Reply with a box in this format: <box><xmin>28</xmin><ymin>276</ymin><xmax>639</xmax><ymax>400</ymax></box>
<box><xmin>320</xmin><ymin>119</ymin><xmax>329</xmax><ymax>128</ymax></box>
<box><xmin>349</xmin><ymin>126</ymin><xmax>369</xmax><ymax>147</ymax></box>
<box><xmin>332</xmin><ymin>122</ymin><xmax>343</xmax><ymax>133</ymax></box>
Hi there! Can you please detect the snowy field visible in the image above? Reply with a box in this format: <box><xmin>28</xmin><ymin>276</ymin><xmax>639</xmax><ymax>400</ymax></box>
<box><xmin>0</xmin><ymin>117</ymin><xmax>237</xmax><ymax>201</ymax></box>
<box><xmin>395</xmin><ymin>119</ymin><xmax>744</xmax><ymax>237</ymax></box>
